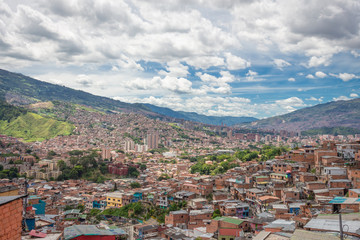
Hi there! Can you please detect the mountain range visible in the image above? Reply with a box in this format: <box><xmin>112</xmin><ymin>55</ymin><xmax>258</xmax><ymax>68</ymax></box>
<box><xmin>240</xmin><ymin>98</ymin><xmax>360</xmax><ymax>132</ymax></box>
<box><xmin>0</xmin><ymin>68</ymin><xmax>360</xmax><ymax>133</ymax></box>
<box><xmin>0</xmin><ymin>69</ymin><xmax>255</xmax><ymax>126</ymax></box>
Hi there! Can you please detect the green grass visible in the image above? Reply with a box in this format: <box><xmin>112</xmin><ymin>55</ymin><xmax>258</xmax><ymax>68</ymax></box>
<box><xmin>0</xmin><ymin>112</ymin><xmax>74</xmax><ymax>142</ymax></box>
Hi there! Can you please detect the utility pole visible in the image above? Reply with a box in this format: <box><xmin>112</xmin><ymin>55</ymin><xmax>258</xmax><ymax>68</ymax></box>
<box><xmin>339</xmin><ymin>212</ymin><xmax>343</xmax><ymax>240</ymax></box>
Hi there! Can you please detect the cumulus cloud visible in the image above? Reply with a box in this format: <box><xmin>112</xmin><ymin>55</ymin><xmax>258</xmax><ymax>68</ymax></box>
<box><xmin>350</xmin><ymin>93</ymin><xmax>359</xmax><ymax>98</ymax></box>
<box><xmin>1</xmin><ymin>0</ymin><xmax>359</xmax><ymax>118</ymax></box>
<box><xmin>185</xmin><ymin>56</ymin><xmax>224</xmax><ymax>69</ymax></box>
<box><xmin>306</xmin><ymin>96</ymin><xmax>323</xmax><ymax>102</ymax></box>
<box><xmin>273</xmin><ymin>59</ymin><xmax>291</xmax><ymax>70</ymax></box>
<box><xmin>158</xmin><ymin>61</ymin><xmax>189</xmax><ymax>78</ymax></box>
<box><xmin>330</xmin><ymin>73</ymin><xmax>359</xmax><ymax>81</ymax></box>
<box><xmin>76</xmin><ymin>74</ymin><xmax>93</xmax><ymax>87</ymax></box>
<box><xmin>315</xmin><ymin>71</ymin><xmax>327</xmax><ymax>78</ymax></box>
<box><xmin>351</xmin><ymin>50</ymin><xmax>360</xmax><ymax>58</ymax></box>
<box><xmin>245</xmin><ymin>70</ymin><xmax>263</xmax><ymax>82</ymax></box>
<box><xmin>306</xmin><ymin>74</ymin><xmax>315</xmax><ymax>79</ymax></box>
<box><xmin>275</xmin><ymin>97</ymin><xmax>306</xmax><ymax>111</ymax></box>
<box><xmin>288</xmin><ymin>77</ymin><xmax>295</xmax><ymax>82</ymax></box>
<box><xmin>127</xmin><ymin>75</ymin><xmax>193</xmax><ymax>94</ymax></box>
<box><xmin>308</xmin><ymin>56</ymin><xmax>332</xmax><ymax>67</ymax></box>
<box><xmin>333</xmin><ymin>96</ymin><xmax>350</xmax><ymax>101</ymax></box>
<box><xmin>196</xmin><ymin>71</ymin><xmax>236</xmax><ymax>94</ymax></box>
<box><xmin>114</xmin><ymin>95</ymin><xmax>306</xmax><ymax>118</ymax></box>
<box><xmin>224</xmin><ymin>52</ymin><xmax>250</xmax><ymax>70</ymax></box>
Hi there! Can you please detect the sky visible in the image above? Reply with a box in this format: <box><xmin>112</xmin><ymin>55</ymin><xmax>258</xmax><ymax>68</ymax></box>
<box><xmin>0</xmin><ymin>0</ymin><xmax>360</xmax><ymax>119</ymax></box>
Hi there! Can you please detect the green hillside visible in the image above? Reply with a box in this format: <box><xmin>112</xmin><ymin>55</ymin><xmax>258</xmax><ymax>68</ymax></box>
<box><xmin>0</xmin><ymin>112</ymin><xmax>74</xmax><ymax>142</ymax></box>
<box><xmin>0</xmin><ymin>69</ymin><xmax>149</xmax><ymax>113</ymax></box>
<box><xmin>0</xmin><ymin>99</ymin><xmax>27</xmax><ymax>122</ymax></box>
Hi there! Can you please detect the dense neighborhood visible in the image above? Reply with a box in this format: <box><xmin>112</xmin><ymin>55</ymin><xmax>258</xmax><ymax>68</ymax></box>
<box><xmin>1</xmin><ymin>123</ymin><xmax>360</xmax><ymax>239</ymax></box>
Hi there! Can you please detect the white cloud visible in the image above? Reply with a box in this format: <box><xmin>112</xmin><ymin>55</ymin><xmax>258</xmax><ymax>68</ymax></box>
<box><xmin>114</xmin><ymin>95</ymin><xmax>306</xmax><ymax>118</ymax></box>
<box><xmin>127</xmin><ymin>75</ymin><xmax>193</xmax><ymax>94</ymax></box>
<box><xmin>196</xmin><ymin>71</ymin><xmax>236</xmax><ymax>94</ymax></box>
<box><xmin>275</xmin><ymin>97</ymin><xmax>304</xmax><ymax>106</ymax></box>
<box><xmin>185</xmin><ymin>56</ymin><xmax>224</xmax><ymax>69</ymax></box>
<box><xmin>158</xmin><ymin>61</ymin><xmax>189</xmax><ymax>78</ymax></box>
<box><xmin>306</xmin><ymin>96</ymin><xmax>323</xmax><ymax>102</ymax></box>
<box><xmin>351</xmin><ymin>50</ymin><xmax>360</xmax><ymax>58</ymax></box>
<box><xmin>308</xmin><ymin>55</ymin><xmax>332</xmax><ymax>67</ymax></box>
<box><xmin>315</xmin><ymin>71</ymin><xmax>327</xmax><ymax>78</ymax></box>
<box><xmin>273</xmin><ymin>59</ymin><xmax>291</xmax><ymax>70</ymax></box>
<box><xmin>224</xmin><ymin>52</ymin><xmax>250</xmax><ymax>70</ymax></box>
<box><xmin>330</xmin><ymin>72</ymin><xmax>359</xmax><ymax>81</ymax></box>
<box><xmin>350</xmin><ymin>93</ymin><xmax>359</xmax><ymax>98</ymax></box>
<box><xmin>245</xmin><ymin>70</ymin><xmax>263</xmax><ymax>82</ymax></box>
<box><xmin>1</xmin><ymin>0</ymin><xmax>360</xmax><ymax>118</ymax></box>
<box><xmin>288</xmin><ymin>77</ymin><xmax>295</xmax><ymax>82</ymax></box>
<box><xmin>333</xmin><ymin>96</ymin><xmax>350</xmax><ymax>101</ymax></box>
<box><xmin>306</xmin><ymin>74</ymin><xmax>315</xmax><ymax>79</ymax></box>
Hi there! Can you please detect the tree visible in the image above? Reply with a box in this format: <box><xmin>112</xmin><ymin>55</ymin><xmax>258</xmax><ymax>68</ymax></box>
<box><xmin>139</xmin><ymin>164</ymin><xmax>146</xmax><ymax>171</ymax></box>
<box><xmin>130</xmin><ymin>182</ymin><xmax>141</xmax><ymax>188</ymax></box>
<box><xmin>127</xmin><ymin>166</ymin><xmax>139</xmax><ymax>178</ymax></box>
<box><xmin>57</xmin><ymin>160</ymin><xmax>66</xmax><ymax>171</ymax></box>
<box><xmin>77</xmin><ymin>204</ymin><xmax>85</xmax><ymax>212</ymax></box>
<box><xmin>212</xmin><ymin>209</ymin><xmax>221</xmax><ymax>218</ymax></box>
<box><xmin>47</xmin><ymin>150</ymin><xmax>57</xmax><ymax>159</ymax></box>
<box><xmin>158</xmin><ymin>173</ymin><xmax>170</xmax><ymax>181</ymax></box>
<box><xmin>96</xmin><ymin>176</ymin><xmax>105</xmax><ymax>183</ymax></box>
<box><xmin>0</xmin><ymin>164</ymin><xmax>3</xmax><ymax>171</ymax></box>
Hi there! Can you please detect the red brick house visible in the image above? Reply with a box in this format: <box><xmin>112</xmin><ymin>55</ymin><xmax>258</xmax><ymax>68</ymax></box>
<box><xmin>0</xmin><ymin>195</ymin><xmax>25</xmax><ymax>240</ymax></box>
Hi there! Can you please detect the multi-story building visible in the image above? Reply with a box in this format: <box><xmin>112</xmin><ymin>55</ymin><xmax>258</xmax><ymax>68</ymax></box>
<box><xmin>188</xmin><ymin>209</ymin><xmax>213</xmax><ymax>229</ymax></box>
<box><xmin>134</xmin><ymin>224</ymin><xmax>159</xmax><ymax>240</ymax></box>
<box><xmin>146</xmin><ymin>132</ymin><xmax>159</xmax><ymax>150</ymax></box>
<box><xmin>106</xmin><ymin>192</ymin><xmax>123</xmax><ymax>208</ymax></box>
<box><xmin>165</xmin><ymin>210</ymin><xmax>189</xmax><ymax>229</ymax></box>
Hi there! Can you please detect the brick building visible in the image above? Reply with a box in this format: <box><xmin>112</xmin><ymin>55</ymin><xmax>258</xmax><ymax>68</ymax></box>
<box><xmin>0</xmin><ymin>195</ymin><xmax>24</xmax><ymax>240</ymax></box>
<box><xmin>165</xmin><ymin>210</ymin><xmax>189</xmax><ymax>229</ymax></box>
<box><xmin>188</xmin><ymin>209</ymin><xmax>213</xmax><ymax>229</ymax></box>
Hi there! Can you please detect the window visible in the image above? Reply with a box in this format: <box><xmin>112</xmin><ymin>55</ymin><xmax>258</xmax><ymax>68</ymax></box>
<box><xmin>230</xmin><ymin>238</ymin><xmax>234</xmax><ymax>240</ymax></box>
<box><xmin>222</xmin><ymin>238</ymin><xmax>225</xmax><ymax>240</ymax></box>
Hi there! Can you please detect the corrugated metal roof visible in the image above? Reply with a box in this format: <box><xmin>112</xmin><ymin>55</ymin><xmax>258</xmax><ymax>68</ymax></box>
<box><xmin>64</xmin><ymin>225</ymin><xmax>126</xmax><ymax>240</ymax></box>
<box><xmin>0</xmin><ymin>195</ymin><xmax>24</xmax><ymax>206</ymax></box>
<box><xmin>304</xmin><ymin>219</ymin><xmax>360</xmax><ymax>235</ymax></box>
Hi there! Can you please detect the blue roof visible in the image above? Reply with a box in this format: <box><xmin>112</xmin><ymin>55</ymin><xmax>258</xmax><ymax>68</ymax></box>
<box><xmin>329</xmin><ymin>197</ymin><xmax>346</xmax><ymax>204</ymax></box>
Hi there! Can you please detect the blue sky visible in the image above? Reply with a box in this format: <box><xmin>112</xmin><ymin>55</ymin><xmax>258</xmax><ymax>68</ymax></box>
<box><xmin>1</xmin><ymin>0</ymin><xmax>360</xmax><ymax>118</ymax></box>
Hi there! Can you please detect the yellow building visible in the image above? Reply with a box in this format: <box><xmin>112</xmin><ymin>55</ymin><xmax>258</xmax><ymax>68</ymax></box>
<box><xmin>106</xmin><ymin>192</ymin><xmax>123</xmax><ymax>208</ymax></box>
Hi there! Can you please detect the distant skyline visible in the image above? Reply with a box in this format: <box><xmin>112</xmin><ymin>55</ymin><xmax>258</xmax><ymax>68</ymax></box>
<box><xmin>1</xmin><ymin>0</ymin><xmax>360</xmax><ymax>118</ymax></box>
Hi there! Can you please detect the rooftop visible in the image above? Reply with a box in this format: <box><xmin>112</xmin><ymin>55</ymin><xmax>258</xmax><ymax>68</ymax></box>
<box><xmin>64</xmin><ymin>225</ymin><xmax>126</xmax><ymax>240</ymax></box>
<box><xmin>0</xmin><ymin>195</ymin><xmax>25</xmax><ymax>206</ymax></box>
<box><xmin>304</xmin><ymin>219</ymin><xmax>360</xmax><ymax>235</ymax></box>
<box><xmin>213</xmin><ymin>216</ymin><xmax>244</xmax><ymax>225</ymax></box>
